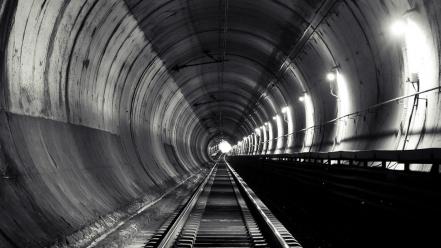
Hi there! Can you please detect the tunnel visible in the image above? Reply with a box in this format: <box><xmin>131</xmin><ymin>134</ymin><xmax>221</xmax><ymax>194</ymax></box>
<box><xmin>1</xmin><ymin>0</ymin><xmax>441</xmax><ymax>247</ymax></box>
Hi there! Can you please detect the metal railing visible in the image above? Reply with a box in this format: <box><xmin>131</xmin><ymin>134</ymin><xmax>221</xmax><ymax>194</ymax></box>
<box><xmin>237</xmin><ymin>85</ymin><xmax>441</xmax><ymax>148</ymax></box>
<box><xmin>230</xmin><ymin>148</ymin><xmax>441</xmax><ymax>173</ymax></box>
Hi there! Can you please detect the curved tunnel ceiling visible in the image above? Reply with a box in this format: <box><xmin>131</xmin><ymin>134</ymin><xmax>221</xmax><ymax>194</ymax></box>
<box><xmin>1</xmin><ymin>0</ymin><xmax>441</xmax><ymax>247</ymax></box>
<box><xmin>128</xmin><ymin>0</ymin><xmax>321</xmax><ymax>141</ymax></box>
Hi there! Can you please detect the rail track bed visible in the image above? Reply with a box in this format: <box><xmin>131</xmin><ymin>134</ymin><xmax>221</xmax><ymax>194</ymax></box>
<box><xmin>145</xmin><ymin>159</ymin><xmax>301</xmax><ymax>248</ymax></box>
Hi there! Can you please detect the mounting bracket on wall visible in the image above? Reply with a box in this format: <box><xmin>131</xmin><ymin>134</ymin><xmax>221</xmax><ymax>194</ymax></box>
<box><xmin>407</xmin><ymin>72</ymin><xmax>420</xmax><ymax>92</ymax></box>
<box><xmin>402</xmin><ymin>6</ymin><xmax>419</xmax><ymax>17</ymax></box>
<box><xmin>327</xmin><ymin>64</ymin><xmax>341</xmax><ymax>98</ymax></box>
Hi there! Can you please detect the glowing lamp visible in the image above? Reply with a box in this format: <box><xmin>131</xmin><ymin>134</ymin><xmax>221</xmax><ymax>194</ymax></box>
<box><xmin>391</xmin><ymin>20</ymin><xmax>407</xmax><ymax>36</ymax></box>
<box><xmin>326</xmin><ymin>72</ymin><xmax>336</xmax><ymax>81</ymax></box>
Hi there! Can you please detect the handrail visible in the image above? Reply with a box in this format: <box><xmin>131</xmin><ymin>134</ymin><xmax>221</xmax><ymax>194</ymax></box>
<box><xmin>240</xmin><ymin>85</ymin><xmax>441</xmax><ymax>145</ymax></box>
<box><xmin>230</xmin><ymin>148</ymin><xmax>441</xmax><ymax>167</ymax></box>
<box><xmin>227</xmin><ymin>148</ymin><xmax>441</xmax><ymax>174</ymax></box>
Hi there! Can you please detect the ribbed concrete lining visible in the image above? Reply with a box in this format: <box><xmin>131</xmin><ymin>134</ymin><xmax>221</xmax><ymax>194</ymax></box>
<box><xmin>0</xmin><ymin>1</ymin><xmax>209</xmax><ymax>247</ymax></box>
<box><xmin>1</xmin><ymin>0</ymin><xmax>441</xmax><ymax>247</ymax></box>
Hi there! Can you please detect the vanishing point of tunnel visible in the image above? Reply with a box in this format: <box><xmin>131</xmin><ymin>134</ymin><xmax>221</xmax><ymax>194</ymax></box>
<box><xmin>1</xmin><ymin>0</ymin><xmax>441</xmax><ymax>247</ymax></box>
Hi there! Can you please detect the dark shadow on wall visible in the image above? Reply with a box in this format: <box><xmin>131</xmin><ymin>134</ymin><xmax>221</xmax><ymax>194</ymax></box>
<box><xmin>122</xmin><ymin>0</ymin><xmax>216</xmax><ymax>161</ymax></box>
<box><xmin>0</xmin><ymin>0</ymin><xmax>17</xmax><ymax>110</ymax></box>
<box><xmin>0</xmin><ymin>111</ymin><xmax>190</xmax><ymax>247</ymax></box>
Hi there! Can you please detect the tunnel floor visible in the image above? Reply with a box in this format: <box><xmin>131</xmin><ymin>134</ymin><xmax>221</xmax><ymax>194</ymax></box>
<box><xmin>75</xmin><ymin>160</ymin><xmax>300</xmax><ymax>248</ymax></box>
<box><xmin>79</xmin><ymin>173</ymin><xmax>206</xmax><ymax>248</ymax></box>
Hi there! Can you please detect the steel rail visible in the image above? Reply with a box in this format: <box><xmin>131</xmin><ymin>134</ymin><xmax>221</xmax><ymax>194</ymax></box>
<box><xmin>150</xmin><ymin>156</ymin><xmax>300</xmax><ymax>247</ymax></box>
<box><xmin>224</xmin><ymin>157</ymin><xmax>294</xmax><ymax>248</ymax></box>
<box><xmin>156</xmin><ymin>164</ymin><xmax>217</xmax><ymax>247</ymax></box>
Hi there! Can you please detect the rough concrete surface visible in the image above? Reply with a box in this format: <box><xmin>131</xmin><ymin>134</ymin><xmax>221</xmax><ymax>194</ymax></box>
<box><xmin>1</xmin><ymin>0</ymin><xmax>441</xmax><ymax>247</ymax></box>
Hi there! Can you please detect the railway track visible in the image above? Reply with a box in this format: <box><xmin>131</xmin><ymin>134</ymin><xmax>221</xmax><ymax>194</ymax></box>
<box><xmin>145</xmin><ymin>158</ymin><xmax>302</xmax><ymax>247</ymax></box>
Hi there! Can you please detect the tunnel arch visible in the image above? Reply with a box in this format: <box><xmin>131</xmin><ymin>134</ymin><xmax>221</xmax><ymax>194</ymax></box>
<box><xmin>1</xmin><ymin>0</ymin><xmax>441</xmax><ymax>247</ymax></box>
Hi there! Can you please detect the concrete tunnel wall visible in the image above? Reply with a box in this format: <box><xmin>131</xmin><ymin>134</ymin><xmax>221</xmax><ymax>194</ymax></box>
<box><xmin>1</xmin><ymin>0</ymin><xmax>441</xmax><ymax>247</ymax></box>
<box><xmin>0</xmin><ymin>0</ymin><xmax>210</xmax><ymax>247</ymax></box>
<box><xmin>231</xmin><ymin>0</ymin><xmax>441</xmax><ymax>155</ymax></box>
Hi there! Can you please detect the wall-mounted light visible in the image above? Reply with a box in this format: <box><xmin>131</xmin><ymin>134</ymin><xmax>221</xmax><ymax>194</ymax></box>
<box><xmin>391</xmin><ymin>19</ymin><xmax>407</xmax><ymax>36</ymax></box>
<box><xmin>389</xmin><ymin>7</ymin><xmax>430</xmax><ymax>96</ymax></box>
<box><xmin>326</xmin><ymin>72</ymin><xmax>336</xmax><ymax>81</ymax></box>
<box><xmin>281</xmin><ymin>106</ymin><xmax>289</xmax><ymax>113</ymax></box>
<box><xmin>298</xmin><ymin>96</ymin><xmax>305</xmax><ymax>102</ymax></box>
<box><xmin>326</xmin><ymin>64</ymin><xmax>340</xmax><ymax>82</ymax></box>
<box><xmin>255</xmin><ymin>128</ymin><xmax>260</xmax><ymax>133</ymax></box>
<box><xmin>390</xmin><ymin>7</ymin><xmax>419</xmax><ymax>37</ymax></box>
<box><xmin>272</xmin><ymin>115</ymin><xmax>277</xmax><ymax>120</ymax></box>
<box><xmin>265</xmin><ymin>122</ymin><xmax>269</xmax><ymax>126</ymax></box>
